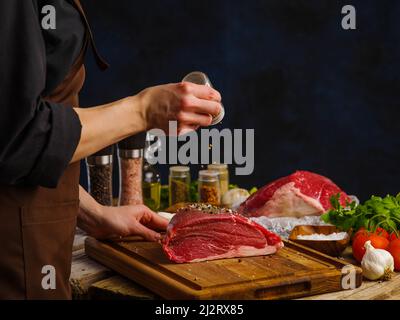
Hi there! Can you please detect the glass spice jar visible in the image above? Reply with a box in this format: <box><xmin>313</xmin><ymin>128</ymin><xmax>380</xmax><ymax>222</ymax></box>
<box><xmin>207</xmin><ymin>163</ymin><xmax>229</xmax><ymax>198</ymax></box>
<box><xmin>86</xmin><ymin>146</ymin><xmax>114</xmax><ymax>206</ymax></box>
<box><xmin>198</xmin><ymin>170</ymin><xmax>221</xmax><ymax>206</ymax></box>
<box><xmin>118</xmin><ymin>132</ymin><xmax>146</xmax><ymax>206</ymax></box>
<box><xmin>169</xmin><ymin>166</ymin><xmax>190</xmax><ymax>207</ymax></box>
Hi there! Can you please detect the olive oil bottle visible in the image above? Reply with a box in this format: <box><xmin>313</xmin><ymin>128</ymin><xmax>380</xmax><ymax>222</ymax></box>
<box><xmin>142</xmin><ymin>160</ymin><xmax>161</xmax><ymax>211</ymax></box>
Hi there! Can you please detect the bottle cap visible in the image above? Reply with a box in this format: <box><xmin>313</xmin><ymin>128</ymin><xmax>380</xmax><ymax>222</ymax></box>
<box><xmin>170</xmin><ymin>166</ymin><xmax>190</xmax><ymax>173</ymax></box>
<box><xmin>169</xmin><ymin>166</ymin><xmax>190</xmax><ymax>177</ymax></box>
<box><xmin>198</xmin><ymin>170</ymin><xmax>219</xmax><ymax>182</ymax></box>
<box><xmin>208</xmin><ymin>163</ymin><xmax>228</xmax><ymax>171</ymax></box>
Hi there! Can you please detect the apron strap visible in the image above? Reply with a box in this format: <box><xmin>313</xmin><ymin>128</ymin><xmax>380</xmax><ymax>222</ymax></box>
<box><xmin>72</xmin><ymin>0</ymin><xmax>110</xmax><ymax>71</ymax></box>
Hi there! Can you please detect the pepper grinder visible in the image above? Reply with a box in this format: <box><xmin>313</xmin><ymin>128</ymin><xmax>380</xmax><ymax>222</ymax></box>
<box><xmin>86</xmin><ymin>145</ymin><xmax>114</xmax><ymax>206</ymax></box>
<box><xmin>118</xmin><ymin>132</ymin><xmax>146</xmax><ymax>206</ymax></box>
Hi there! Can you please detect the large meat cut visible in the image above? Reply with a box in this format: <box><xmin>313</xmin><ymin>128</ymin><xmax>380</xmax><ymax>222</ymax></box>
<box><xmin>162</xmin><ymin>208</ymin><xmax>283</xmax><ymax>263</ymax></box>
<box><xmin>238</xmin><ymin>171</ymin><xmax>350</xmax><ymax>218</ymax></box>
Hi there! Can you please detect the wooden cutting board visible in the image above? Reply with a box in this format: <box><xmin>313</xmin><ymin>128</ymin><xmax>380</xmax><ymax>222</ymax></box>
<box><xmin>85</xmin><ymin>237</ymin><xmax>362</xmax><ymax>300</ymax></box>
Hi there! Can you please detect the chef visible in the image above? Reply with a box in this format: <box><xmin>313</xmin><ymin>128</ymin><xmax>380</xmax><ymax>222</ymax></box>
<box><xmin>0</xmin><ymin>0</ymin><xmax>222</xmax><ymax>299</ymax></box>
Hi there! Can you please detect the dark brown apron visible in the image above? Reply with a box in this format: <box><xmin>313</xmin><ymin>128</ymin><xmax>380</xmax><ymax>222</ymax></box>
<box><xmin>0</xmin><ymin>0</ymin><xmax>107</xmax><ymax>299</ymax></box>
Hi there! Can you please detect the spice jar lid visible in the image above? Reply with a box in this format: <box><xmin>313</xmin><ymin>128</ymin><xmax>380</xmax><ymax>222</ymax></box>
<box><xmin>118</xmin><ymin>131</ymin><xmax>147</xmax><ymax>151</ymax></box>
<box><xmin>87</xmin><ymin>145</ymin><xmax>114</xmax><ymax>165</ymax></box>
<box><xmin>169</xmin><ymin>166</ymin><xmax>190</xmax><ymax>177</ymax></box>
<box><xmin>119</xmin><ymin>149</ymin><xmax>144</xmax><ymax>159</ymax></box>
<box><xmin>198</xmin><ymin>170</ymin><xmax>219</xmax><ymax>182</ymax></box>
<box><xmin>208</xmin><ymin>163</ymin><xmax>228</xmax><ymax>171</ymax></box>
<box><xmin>86</xmin><ymin>155</ymin><xmax>113</xmax><ymax>165</ymax></box>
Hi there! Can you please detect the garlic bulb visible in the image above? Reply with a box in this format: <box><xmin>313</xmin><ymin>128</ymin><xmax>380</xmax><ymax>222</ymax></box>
<box><xmin>221</xmin><ymin>189</ymin><xmax>250</xmax><ymax>210</ymax></box>
<box><xmin>361</xmin><ymin>241</ymin><xmax>394</xmax><ymax>281</ymax></box>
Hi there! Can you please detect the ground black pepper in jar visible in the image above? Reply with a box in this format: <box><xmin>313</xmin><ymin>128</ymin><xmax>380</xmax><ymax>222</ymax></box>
<box><xmin>86</xmin><ymin>146</ymin><xmax>114</xmax><ymax>206</ymax></box>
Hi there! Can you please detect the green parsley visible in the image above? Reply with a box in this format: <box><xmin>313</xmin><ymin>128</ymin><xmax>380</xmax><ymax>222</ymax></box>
<box><xmin>322</xmin><ymin>193</ymin><xmax>400</xmax><ymax>234</ymax></box>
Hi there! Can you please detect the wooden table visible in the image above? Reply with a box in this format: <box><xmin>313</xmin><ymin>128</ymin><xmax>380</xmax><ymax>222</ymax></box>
<box><xmin>70</xmin><ymin>229</ymin><xmax>400</xmax><ymax>300</ymax></box>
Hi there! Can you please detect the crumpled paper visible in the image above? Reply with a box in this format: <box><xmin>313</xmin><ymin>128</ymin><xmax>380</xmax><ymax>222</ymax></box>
<box><xmin>251</xmin><ymin>216</ymin><xmax>331</xmax><ymax>239</ymax></box>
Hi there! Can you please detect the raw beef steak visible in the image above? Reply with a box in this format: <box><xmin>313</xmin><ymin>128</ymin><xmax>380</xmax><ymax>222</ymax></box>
<box><xmin>238</xmin><ymin>171</ymin><xmax>350</xmax><ymax>218</ymax></box>
<box><xmin>162</xmin><ymin>209</ymin><xmax>283</xmax><ymax>263</ymax></box>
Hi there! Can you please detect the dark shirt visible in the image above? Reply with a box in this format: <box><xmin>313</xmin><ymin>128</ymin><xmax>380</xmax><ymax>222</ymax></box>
<box><xmin>0</xmin><ymin>0</ymin><xmax>85</xmax><ymax>188</ymax></box>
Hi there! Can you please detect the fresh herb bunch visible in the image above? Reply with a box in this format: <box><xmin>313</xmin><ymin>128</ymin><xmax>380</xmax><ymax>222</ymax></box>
<box><xmin>322</xmin><ymin>193</ymin><xmax>400</xmax><ymax>234</ymax></box>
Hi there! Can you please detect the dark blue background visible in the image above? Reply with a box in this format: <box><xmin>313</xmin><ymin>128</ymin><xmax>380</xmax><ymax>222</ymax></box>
<box><xmin>79</xmin><ymin>0</ymin><xmax>400</xmax><ymax>201</ymax></box>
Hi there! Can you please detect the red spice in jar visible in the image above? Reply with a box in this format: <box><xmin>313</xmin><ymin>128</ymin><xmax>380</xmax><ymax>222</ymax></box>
<box><xmin>119</xmin><ymin>157</ymin><xmax>143</xmax><ymax>206</ymax></box>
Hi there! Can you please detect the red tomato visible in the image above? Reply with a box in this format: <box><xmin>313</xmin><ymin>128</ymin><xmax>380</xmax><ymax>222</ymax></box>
<box><xmin>389</xmin><ymin>239</ymin><xmax>400</xmax><ymax>249</ymax></box>
<box><xmin>375</xmin><ymin>228</ymin><xmax>389</xmax><ymax>239</ymax></box>
<box><xmin>389</xmin><ymin>232</ymin><xmax>400</xmax><ymax>242</ymax></box>
<box><xmin>388</xmin><ymin>240</ymin><xmax>400</xmax><ymax>271</ymax></box>
<box><xmin>353</xmin><ymin>227</ymin><xmax>367</xmax><ymax>240</ymax></box>
<box><xmin>352</xmin><ymin>233</ymin><xmax>369</xmax><ymax>262</ymax></box>
<box><xmin>352</xmin><ymin>234</ymin><xmax>390</xmax><ymax>263</ymax></box>
<box><xmin>353</xmin><ymin>227</ymin><xmax>389</xmax><ymax>241</ymax></box>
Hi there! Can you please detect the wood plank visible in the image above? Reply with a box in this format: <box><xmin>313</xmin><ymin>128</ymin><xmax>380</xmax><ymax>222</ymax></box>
<box><xmin>300</xmin><ymin>273</ymin><xmax>400</xmax><ymax>300</ymax></box>
<box><xmin>300</xmin><ymin>246</ymin><xmax>400</xmax><ymax>300</ymax></box>
<box><xmin>70</xmin><ymin>249</ymin><xmax>114</xmax><ymax>299</ymax></box>
<box><xmin>89</xmin><ymin>276</ymin><xmax>157</xmax><ymax>300</ymax></box>
<box><xmin>73</xmin><ymin>228</ymin><xmax>87</xmax><ymax>252</ymax></box>
<box><xmin>85</xmin><ymin>237</ymin><xmax>362</xmax><ymax>300</ymax></box>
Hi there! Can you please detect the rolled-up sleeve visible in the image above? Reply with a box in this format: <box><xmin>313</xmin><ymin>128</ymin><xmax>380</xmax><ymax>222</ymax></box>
<box><xmin>0</xmin><ymin>0</ymin><xmax>82</xmax><ymax>188</ymax></box>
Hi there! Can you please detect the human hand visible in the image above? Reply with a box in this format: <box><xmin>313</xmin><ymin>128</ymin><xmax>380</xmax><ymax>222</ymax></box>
<box><xmin>80</xmin><ymin>204</ymin><xmax>169</xmax><ymax>242</ymax></box>
<box><xmin>137</xmin><ymin>82</ymin><xmax>222</xmax><ymax>135</ymax></box>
